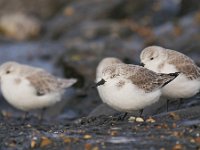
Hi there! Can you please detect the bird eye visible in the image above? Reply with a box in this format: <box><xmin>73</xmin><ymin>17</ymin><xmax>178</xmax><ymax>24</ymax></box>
<box><xmin>150</xmin><ymin>57</ymin><xmax>154</xmax><ymax>60</ymax></box>
<box><xmin>6</xmin><ymin>70</ymin><xmax>10</xmax><ymax>74</ymax></box>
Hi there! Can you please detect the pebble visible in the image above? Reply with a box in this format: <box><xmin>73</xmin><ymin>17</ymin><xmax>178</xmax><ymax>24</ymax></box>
<box><xmin>135</xmin><ymin>117</ymin><xmax>144</xmax><ymax>122</ymax></box>
<box><xmin>146</xmin><ymin>117</ymin><xmax>156</xmax><ymax>123</ymax></box>
<box><xmin>83</xmin><ymin>134</ymin><xmax>92</xmax><ymax>139</ymax></box>
<box><xmin>128</xmin><ymin>116</ymin><xmax>144</xmax><ymax>122</ymax></box>
<box><xmin>0</xmin><ymin>13</ymin><xmax>41</xmax><ymax>40</ymax></box>
<box><xmin>128</xmin><ymin>116</ymin><xmax>136</xmax><ymax>122</ymax></box>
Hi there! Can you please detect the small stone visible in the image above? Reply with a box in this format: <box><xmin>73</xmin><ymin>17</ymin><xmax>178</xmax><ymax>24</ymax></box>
<box><xmin>172</xmin><ymin>123</ymin><xmax>177</xmax><ymax>128</ymax></box>
<box><xmin>146</xmin><ymin>117</ymin><xmax>156</xmax><ymax>123</ymax></box>
<box><xmin>63</xmin><ymin>137</ymin><xmax>72</xmax><ymax>143</ymax></box>
<box><xmin>8</xmin><ymin>140</ymin><xmax>16</xmax><ymax>147</ymax></box>
<box><xmin>0</xmin><ymin>13</ymin><xmax>41</xmax><ymax>41</ymax></box>
<box><xmin>40</xmin><ymin>137</ymin><xmax>52</xmax><ymax>147</ymax></box>
<box><xmin>195</xmin><ymin>137</ymin><xmax>200</xmax><ymax>143</ymax></box>
<box><xmin>128</xmin><ymin>116</ymin><xmax>136</xmax><ymax>122</ymax></box>
<box><xmin>172</xmin><ymin>131</ymin><xmax>183</xmax><ymax>137</ymax></box>
<box><xmin>173</xmin><ymin>25</ymin><xmax>182</xmax><ymax>36</ymax></box>
<box><xmin>169</xmin><ymin>112</ymin><xmax>180</xmax><ymax>120</ymax></box>
<box><xmin>190</xmin><ymin>138</ymin><xmax>195</xmax><ymax>143</ymax></box>
<box><xmin>85</xmin><ymin>143</ymin><xmax>92</xmax><ymax>150</ymax></box>
<box><xmin>195</xmin><ymin>11</ymin><xmax>200</xmax><ymax>24</ymax></box>
<box><xmin>64</xmin><ymin>6</ymin><xmax>75</xmax><ymax>16</ymax></box>
<box><xmin>1</xmin><ymin>110</ymin><xmax>12</xmax><ymax>118</ymax></box>
<box><xmin>31</xmin><ymin>140</ymin><xmax>37</xmax><ymax>148</ymax></box>
<box><xmin>83</xmin><ymin>134</ymin><xmax>92</xmax><ymax>139</ymax></box>
<box><xmin>26</xmin><ymin>124</ymin><xmax>32</xmax><ymax>128</ymax></box>
<box><xmin>110</xmin><ymin>130</ymin><xmax>118</xmax><ymax>136</ymax></box>
<box><xmin>161</xmin><ymin>123</ymin><xmax>169</xmax><ymax>129</ymax></box>
<box><xmin>172</xmin><ymin>144</ymin><xmax>183</xmax><ymax>150</ymax></box>
<box><xmin>135</xmin><ymin>117</ymin><xmax>144</xmax><ymax>122</ymax></box>
<box><xmin>92</xmin><ymin>146</ymin><xmax>99</xmax><ymax>150</ymax></box>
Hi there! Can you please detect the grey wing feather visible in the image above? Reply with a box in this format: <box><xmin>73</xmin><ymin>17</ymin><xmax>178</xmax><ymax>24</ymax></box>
<box><xmin>57</xmin><ymin>78</ymin><xmax>77</xmax><ymax>88</ymax></box>
<box><xmin>168</xmin><ymin>50</ymin><xmax>200</xmax><ymax>79</ymax></box>
<box><xmin>115</xmin><ymin>64</ymin><xmax>176</xmax><ymax>93</ymax></box>
<box><xmin>26</xmin><ymin>70</ymin><xmax>77</xmax><ymax>96</ymax></box>
<box><xmin>124</xmin><ymin>65</ymin><xmax>163</xmax><ymax>92</ymax></box>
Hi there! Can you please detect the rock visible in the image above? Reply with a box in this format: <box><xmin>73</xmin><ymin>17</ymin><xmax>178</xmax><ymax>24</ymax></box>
<box><xmin>135</xmin><ymin>117</ymin><xmax>144</xmax><ymax>122</ymax></box>
<box><xmin>45</xmin><ymin>0</ymin><xmax>123</xmax><ymax>39</ymax></box>
<box><xmin>106</xmin><ymin>0</ymin><xmax>180</xmax><ymax>26</ymax></box>
<box><xmin>146</xmin><ymin>117</ymin><xmax>156</xmax><ymax>123</ymax></box>
<box><xmin>128</xmin><ymin>116</ymin><xmax>136</xmax><ymax>122</ymax></box>
<box><xmin>179</xmin><ymin>0</ymin><xmax>200</xmax><ymax>16</ymax></box>
<box><xmin>147</xmin><ymin>11</ymin><xmax>200</xmax><ymax>62</ymax></box>
<box><xmin>0</xmin><ymin>0</ymin><xmax>66</xmax><ymax>19</ymax></box>
<box><xmin>0</xmin><ymin>13</ymin><xmax>42</xmax><ymax>40</ymax></box>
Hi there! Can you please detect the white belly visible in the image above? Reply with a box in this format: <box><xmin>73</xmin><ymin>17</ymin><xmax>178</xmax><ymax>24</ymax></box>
<box><xmin>162</xmin><ymin>74</ymin><xmax>200</xmax><ymax>99</ymax></box>
<box><xmin>97</xmin><ymin>78</ymin><xmax>161</xmax><ymax>112</ymax></box>
<box><xmin>158</xmin><ymin>63</ymin><xmax>200</xmax><ymax>99</ymax></box>
<box><xmin>1</xmin><ymin>76</ymin><xmax>63</xmax><ymax>111</ymax></box>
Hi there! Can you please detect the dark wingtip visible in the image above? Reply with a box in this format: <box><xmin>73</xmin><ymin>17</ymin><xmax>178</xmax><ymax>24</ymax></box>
<box><xmin>168</xmin><ymin>72</ymin><xmax>181</xmax><ymax>77</ymax></box>
<box><xmin>162</xmin><ymin>72</ymin><xmax>180</xmax><ymax>87</ymax></box>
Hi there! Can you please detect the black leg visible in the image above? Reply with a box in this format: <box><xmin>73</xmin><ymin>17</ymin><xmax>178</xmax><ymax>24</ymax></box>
<box><xmin>23</xmin><ymin>112</ymin><xmax>29</xmax><ymax>120</ymax></box>
<box><xmin>177</xmin><ymin>98</ymin><xmax>183</xmax><ymax>109</ymax></box>
<box><xmin>139</xmin><ymin>109</ymin><xmax>143</xmax><ymax>117</ymax></box>
<box><xmin>122</xmin><ymin>112</ymin><xmax>128</xmax><ymax>120</ymax></box>
<box><xmin>21</xmin><ymin>112</ymin><xmax>29</xmax><ymax>124</ymax></box>
<box><xmin>166</xmin><ymin>99</ymin><xmax>170</xmax><ymax>112</ymax></box>
<box><xmin>39</xmin><ymin>108</ymin><xmax>46</xmax><ymax>122</ymax></box>
<box><xmin>118</xmin><ymin>112</ymin><xmax>128</xmax><ymax>121</ymax></box>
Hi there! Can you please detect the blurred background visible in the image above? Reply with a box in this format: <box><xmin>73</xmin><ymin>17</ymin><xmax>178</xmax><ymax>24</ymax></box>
<box><xmin>0</xmin><ymin>0</ymin><xmax>199</xmax><ymax>120</ymax></box>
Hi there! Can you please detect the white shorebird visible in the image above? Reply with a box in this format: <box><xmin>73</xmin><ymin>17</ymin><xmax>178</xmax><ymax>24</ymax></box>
<box><xmin>96</xmin><ymin>57</ymin><xmax>179</xmax><ymax>118</ymax></box>
<box><xmin>0</xmin><ymin>61</ymin><xmax>77</xmax><ymax>117</ymax></box>
<box><xmin>140</xmin><ymin>46</ymin><xmax>200</xmax><ymax>110</ymax></box>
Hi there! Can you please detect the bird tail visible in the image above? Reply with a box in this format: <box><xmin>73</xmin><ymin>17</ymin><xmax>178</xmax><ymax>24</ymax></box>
<box><xmin>159</xmin><ymin>72</ymin><xmax>180</xmax><ymax>87</ymax></box>
<box><xmin>59</xmin><ymin>78</ymin><xmax>77</xmax><ymax>88</ymax></box>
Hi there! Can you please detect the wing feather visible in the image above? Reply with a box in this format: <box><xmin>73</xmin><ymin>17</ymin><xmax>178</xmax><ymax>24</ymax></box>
<box><xmin>167</xmin><ymin>50</ymin><xmax>200</xmax><ymax>80</ymax></box>
<box><xmin>103</xmin><ymin>64</ymin><xmax>176</xmax><ymax>93</ymax></box>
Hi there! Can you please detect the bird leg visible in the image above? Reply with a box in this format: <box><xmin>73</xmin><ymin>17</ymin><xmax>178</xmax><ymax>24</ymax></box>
<box><xmin>20</xmin><ymin>111</ymin><xmax>30</xmax><ymax>125</ymax></box>
<box><xmin>177</xmin><ymin>98</ymin><xmax>184</xmax><ymax>109</ymax></box>
<box><xmin>166</xmin><ymin>99</ymin><xmax>170</xmax><ymax>112</ymax></box>
<box><xmin>39</xmin><ymin>108</ymin><xmax>46</xmax><ymax>122</ymax></box>
<box><xmin>139</xmin><ymin>109</ymin><xmax>143</xmax><ymax>117</ymax></box>
<box><xmin>117</xmin><ymin>112</ymin><xmax>128</xmax><ymax>121</ymax></box>
<box><xmin>22</xmin><ymin>111</ymin><xmax>29</xmax><ymax>121</ymax></box>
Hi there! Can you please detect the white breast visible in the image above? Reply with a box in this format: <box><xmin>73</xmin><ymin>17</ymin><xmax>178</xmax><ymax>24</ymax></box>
<box><xmin>97</xmin><ymin>77</ymin><xmax>161</xmax><ymax>112</ymax></box>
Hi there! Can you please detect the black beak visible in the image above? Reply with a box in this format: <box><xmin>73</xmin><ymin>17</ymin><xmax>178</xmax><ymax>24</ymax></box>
<box><xmin>140</xmin><ymin>62</ymin><xmax>145</xmax><ymax>67</ymax></box>
<box><xmin>96</xmin><ymin>79</ymin><xmax>106</xmax><ymax>87</ymax></box>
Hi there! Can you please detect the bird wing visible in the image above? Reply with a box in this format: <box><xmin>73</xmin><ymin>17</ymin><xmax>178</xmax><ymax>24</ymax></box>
<box><xmin>26</xmin><ymin>70</ymin><xmax>62</xmax><ymax>96</ymax></box>
<box><xmin>167</xmin><ymin>50</ymin><xmax>200</xmax><ymax>80</ymax></box>
<box><xmin>104</xmin><ymin>64</ymin><xmax>176</xmax><ymax>93</ymax></box>
<box><xmin>123</xmin><ymin>65</ymin><xmax>167</xmax><ymax>93</ymax></box>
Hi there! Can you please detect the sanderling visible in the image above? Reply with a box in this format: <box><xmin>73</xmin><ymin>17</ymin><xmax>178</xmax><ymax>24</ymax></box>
<box><xmin>140</xmin><ymin>46</ymin><xmax>200</xmax><ymax>109</ymax></box>
<box><xmin>96</xmin><ymin>57</ymin><xmax>179</xmax><ymax>117</ymax></box>
<box><xmin>0</xmin><ymin>61</ymin><xmax>77</xmax><ymax>114</ymax></box>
